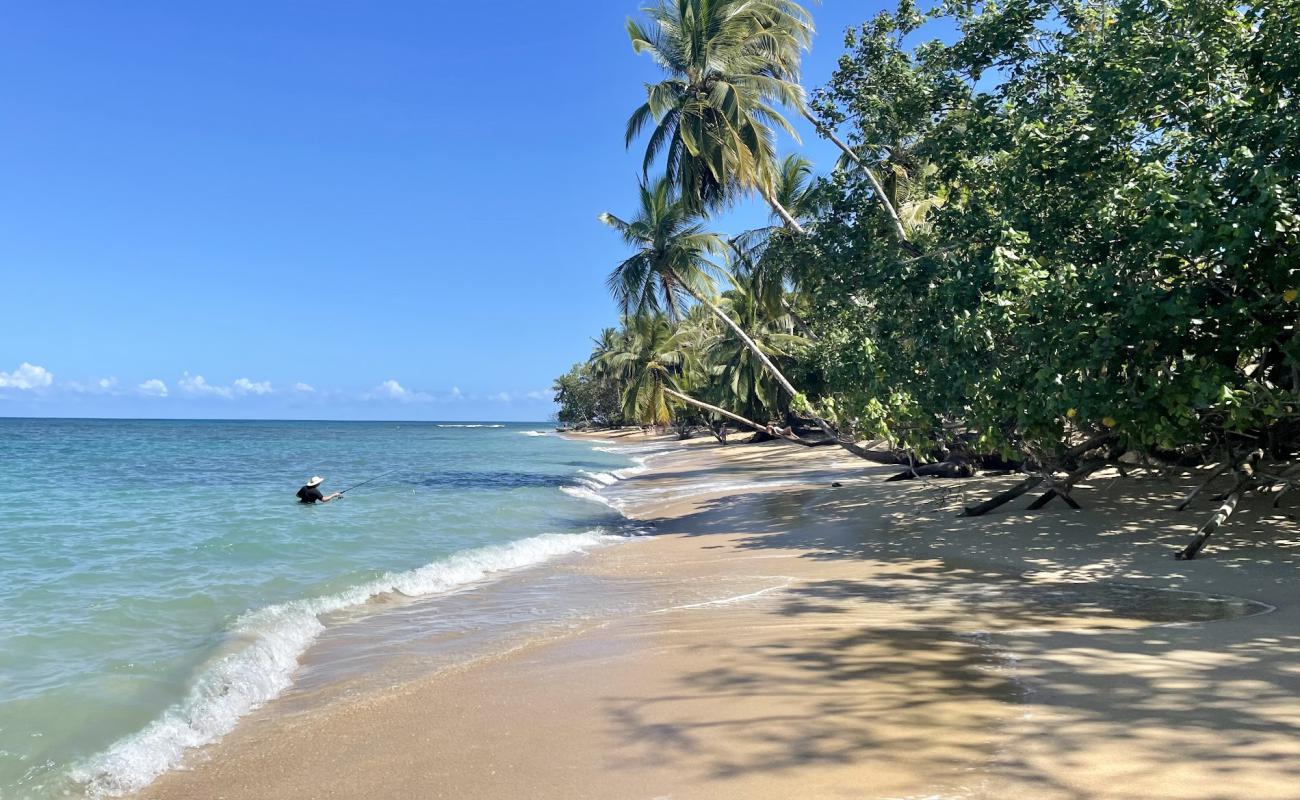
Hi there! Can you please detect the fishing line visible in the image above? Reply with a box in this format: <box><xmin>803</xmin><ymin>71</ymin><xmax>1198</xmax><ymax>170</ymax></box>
<box><xmin>338</xmin><ymin>469</ymin><xmax>400</xmax><ymax>495</ymax></box>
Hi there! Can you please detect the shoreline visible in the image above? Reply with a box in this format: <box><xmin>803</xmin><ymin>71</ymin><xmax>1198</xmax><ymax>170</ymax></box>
<box><xmin>135</xmin><ymin>434</ymin><xmax>1300</xmax><ymax>800</ymax></box>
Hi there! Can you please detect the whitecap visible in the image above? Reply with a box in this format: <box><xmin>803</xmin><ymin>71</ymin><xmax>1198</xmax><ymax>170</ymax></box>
<box><xmin>71</xmin><ymin>530</ymin><xmax>620</xmax><ymax>797</ymax></box>
<box><xmin>559</xmin><ymin>485</ymin><xmax>623</xmax><ymax>512</ymax></box>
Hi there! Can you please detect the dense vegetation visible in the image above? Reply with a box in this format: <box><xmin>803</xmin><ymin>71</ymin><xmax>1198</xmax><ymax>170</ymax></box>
<box><xmin>556</xmin><ymin>0</ymin><xmax>1298</xmax><ymax>557</ymax></box>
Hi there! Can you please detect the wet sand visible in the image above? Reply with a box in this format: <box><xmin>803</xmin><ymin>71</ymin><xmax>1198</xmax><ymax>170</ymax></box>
<box><xmin>138</xmin><ymin>435</ymin><xmax>1300</xmax><ymax>799</ymax></box>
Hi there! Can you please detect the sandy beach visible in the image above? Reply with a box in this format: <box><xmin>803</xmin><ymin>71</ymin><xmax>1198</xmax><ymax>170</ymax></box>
<box><xmin>137</xmin><ymin>434</ymin><xmax>1300</xmax><ymax>800</ymax></box>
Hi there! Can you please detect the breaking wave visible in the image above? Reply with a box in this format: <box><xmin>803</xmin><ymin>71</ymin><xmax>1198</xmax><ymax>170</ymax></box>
<box><xmin>71</xmin><ymin>531</ymin><xmax>619</xmax><ymax>797</ymax></box>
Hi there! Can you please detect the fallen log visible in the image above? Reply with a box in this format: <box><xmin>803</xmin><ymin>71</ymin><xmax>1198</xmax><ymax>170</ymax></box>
<box><xmin>1064</xmin><ymin>432</ymin><xmax>1116</xmax><ymax>462</ymax></box>
<box><xmin>1275</xmin><ymin>483</ymin><xmax>1294</xmax><ymax>509</ymax></box>
<box><xmin>961</xmin><ymin>476</ymin><xmax>1044</xmax><ymax>517</ymax></box>
<box><xmin>886</xmin><ymin>461</ymin><xmax>976</xmax><ymax>482</ymax></box>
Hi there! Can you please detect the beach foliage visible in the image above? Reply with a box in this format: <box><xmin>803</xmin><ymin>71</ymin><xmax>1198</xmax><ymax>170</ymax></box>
<box><xmin>565</xmin><ymin>0</ymin><xmax>1300</xmax><ymax>529</ymax></box>
<box><xmin>785</xmin><ymin>0</ymin><xmax>1299</xmax><ymax>468</ymax></box>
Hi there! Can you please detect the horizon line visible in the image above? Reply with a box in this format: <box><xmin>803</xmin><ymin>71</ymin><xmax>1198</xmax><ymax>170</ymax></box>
<box><xmin>0</xmin><ymin>414</ymin><xmax>552</xmax><ymax>424</ymax></box>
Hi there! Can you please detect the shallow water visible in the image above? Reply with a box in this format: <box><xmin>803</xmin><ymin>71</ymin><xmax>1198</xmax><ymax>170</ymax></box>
<box><xmin>0</xmin><ymin>419</ymin><xmax>638</xmax><ymax>798</ymax></box>
<box><xmin>1</xmin><ymin>424</ymin><xmax>1272</xmax><ymax>798</ymax></box>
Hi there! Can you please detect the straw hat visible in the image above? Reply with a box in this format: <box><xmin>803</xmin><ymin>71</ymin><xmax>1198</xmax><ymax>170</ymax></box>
<box><xmin>306</xmin><ymin>476</ymin><xmax>324</xmax><ymax>487</ymax></box>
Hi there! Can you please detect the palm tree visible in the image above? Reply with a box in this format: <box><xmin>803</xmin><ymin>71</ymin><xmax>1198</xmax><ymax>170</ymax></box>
<box><xmin>625</xmin><ymin>0</ymin><xmax>915</xmax><ymax>248</ymax></box>
<box><xmin>709</xmin><ymin>271</ymin><xmax>809</xmax><ymax>423</ymax></box>
<box><xmin>602</xmin><ymin>314</ymin><xmax>686</xmax><ymax>427</ymax></box>
<box><xmin>601</xmin><ymin>176</ymin><xmax>804</xmax><ymax>405</ymax></box>
<box><xmin>601</xmin><ymin>177</ymin><xmax>725</xmax><ymax>320</ymax></box>
<box><xmin>728</xmin><ymin>154</ymin><xmax>822</xmax><ymax>336</ymax></box>
<box><xmin>588</xmin><ymin>327</ymin><xmax>625</xmax><ymax>384</ymax></box>
<box><xmin>624</xmin><ymin>0</ymin><xmax>812</xmax><ymax>229</ymax></box>
<box><xmin>729</xmin><ymin>154</ymin><xmax>822</xmax><ymax>277</ymax></box>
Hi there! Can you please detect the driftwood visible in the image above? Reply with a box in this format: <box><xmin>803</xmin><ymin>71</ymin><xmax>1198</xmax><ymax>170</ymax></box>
<box><xmin>886</xmin><ymin>461</ymin><xmax>976</xmax><ymax>482</ymax></box>
<box><xmin>1175</xmin><ymin>449</ymin><xmax>1263</xmax><ymax>560</ymax></box>
<box><xmin>961</xmin><ymin>476</ymin><xmax>1044</xmax><ymax>517</ymax></box>
<box><xmin>1275</xmin><ymin>484</ymin><xmax>1295</xmax><ymax>509</ymax></box>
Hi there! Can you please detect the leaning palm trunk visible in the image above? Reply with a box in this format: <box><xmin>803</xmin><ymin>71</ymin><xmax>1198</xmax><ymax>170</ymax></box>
<box><xmin>799</xmin><ymin>108</ymin><xmax>914</xmax><ymax>252</ymax></box>
<box><xmin>724</xmin><ymin>239</ymin><xmax>817</xmax><ymax>341</ymax></box>
<box><xmin>676</xmin><ymin>276</ymin><xmax>892</xmax><ymax>461</ymax></box>
<box><xmin>663</xmin><ymin>388</ymin><xmax>815</xmax><ymax>446</ymax></box>
<box><xmin>761</xmin><ymin>187</ymin><xmax>806</xmax><ymax>235</ymax></box>
<box><xmin>783</xmin><ymin>301</ymin><xmax>818</xmax><ymax>341</ymax></box>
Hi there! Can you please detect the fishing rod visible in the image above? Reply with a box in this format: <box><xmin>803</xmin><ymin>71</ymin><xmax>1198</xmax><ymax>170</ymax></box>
<box><xmin>338</xmin><ymin>469</ymin><xmax>400</xmax><ymax>495</ymax></box>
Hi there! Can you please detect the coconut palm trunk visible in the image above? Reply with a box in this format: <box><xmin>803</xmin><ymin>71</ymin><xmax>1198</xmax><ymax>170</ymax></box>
<box><xmin>674</xmin><ymin>275</ymin><xmax>889</xmax><ymax>458</ymax></box>
<box><xmin>798</xmin><ymin>107</ymin><xmax>915</xmax><ymax>252</ymax></box>
<box><xmin>761</xmin><ymin>187</ymin><xmax>806</xmax><ymax>235</ymax></box>
<box><xmin>663</xmin><ymin>387</ymin><xmax>814</xmax><ymax>446</ymax></box>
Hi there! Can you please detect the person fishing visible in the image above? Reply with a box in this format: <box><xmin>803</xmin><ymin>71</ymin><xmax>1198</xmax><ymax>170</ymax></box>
<box><xmin>296</xmin><ymin>476</ymin><xmax>342</xmax><ymax>504</ymax></box>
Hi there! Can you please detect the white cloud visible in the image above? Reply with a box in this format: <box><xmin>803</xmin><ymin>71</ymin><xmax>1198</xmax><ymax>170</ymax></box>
<box><xmin>293</xmin><ymin>382</ymin><xmax>315</xmax><ymax>393</ymax></box>
<box><xmin>0</xmin><ymin>362</ymin><xmax>54</xmax><ymax>390</ymax></box>
<box><xmin>490</xmin><ymin>391</ymin><xmax>512</xmax><ymax>402</ymax></box>
<box><xmin>67</xmin><ymin>377</ymin><xmax>120</xmax><ymax>394</ymax></box>
<box><xmin>138</xmin><ymin>379</ymin><xmax>168</xmax><ymax>397</ymax></box>
<box><xmin>449</xmin><ymin>386</ymin><xmax>464</xmax><ymax>400</ymax></box>
<box><xmin>367</xmin><ymin>379</ymin><xmax>431</xmax><ymax>402</ymax></box>
<box><xmin>233</xmin><ymin>378</ymin><xmax>272</xmax><ymax>396</ymax></box>
<box><xmin>179</xmin><ymin>373</ymin><xmax>233</xmax><ymax>398</ymax></box>
<box><xmin>525</xmin><ymin>389</ymin><xmax>551</xmax><ymax>401</ymax></box>
<box><xmin>374</xmin><ymin>379</ymin><xmax>409</xmax><ymax>399</ymax></box>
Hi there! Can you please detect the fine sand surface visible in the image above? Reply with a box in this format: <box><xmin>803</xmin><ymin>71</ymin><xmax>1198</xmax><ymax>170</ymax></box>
<box><xmin>138</xmin><ymin>434</ymin><xmax>1300</xmax><ymax>800</ymax></box>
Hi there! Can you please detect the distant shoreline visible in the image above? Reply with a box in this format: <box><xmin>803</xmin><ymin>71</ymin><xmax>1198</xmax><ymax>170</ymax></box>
<box><xmin>0</xmin><ymin>415</ymin><xmax>552</xmax><ymax>424</ymax></box>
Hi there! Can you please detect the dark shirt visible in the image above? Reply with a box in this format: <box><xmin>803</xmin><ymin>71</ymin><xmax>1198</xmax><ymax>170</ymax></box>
<box><xmin>297</xmin><ymin>485</ymin><xmax>325</xmax><ymax>504</ymax></box>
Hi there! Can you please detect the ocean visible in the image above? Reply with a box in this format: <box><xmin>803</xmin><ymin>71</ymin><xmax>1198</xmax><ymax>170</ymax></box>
<box><xmin>0</xmin><ymin>418</ymin><xmax>649</xmax><ymax>798</ymax></box>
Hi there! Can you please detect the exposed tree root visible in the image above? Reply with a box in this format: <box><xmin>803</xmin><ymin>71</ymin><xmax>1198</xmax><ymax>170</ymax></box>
<box><xmin>961</xmin><ymin>476</ymin><xmax>1044</xmax><ymax>517</ymax></box>
<box><xmin>1176</xmin><ymin>488</ymin><xmax>1245</xmax><ymax>561</ymax></box>
<box><xmin>1026</xmin><ymin>461</ymin><xmax>1108</xmax><ymax>510</ymax></box>
<box><xmin>1177</xmin><ymin>465</ymin><xmax>1231</xmax><ymax>512</ymax></box>
<box><xmin>1175</xmin><ymin>449</ymin><xmax>1263</xmax><ymax>560</ymax></box>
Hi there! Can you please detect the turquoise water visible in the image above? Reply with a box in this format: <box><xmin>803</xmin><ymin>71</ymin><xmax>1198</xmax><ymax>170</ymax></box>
<box><xmin>0</xmin><ymin>419</ymin><xmax>637</xmax><ymax>798</ymax></box>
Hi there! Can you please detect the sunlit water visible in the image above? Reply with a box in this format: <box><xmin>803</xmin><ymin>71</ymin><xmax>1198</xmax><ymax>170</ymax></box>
<box><xmin>0</xmin><ymin>419</ymin><xmax>642</xmax><ymax>798</ymax></box>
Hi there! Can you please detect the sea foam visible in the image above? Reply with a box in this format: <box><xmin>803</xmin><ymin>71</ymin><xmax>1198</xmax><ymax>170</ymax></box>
<box><xmin>71</xmin><ymin>530</ymin><xmax>618</xmax><ymax>797</ymax></box>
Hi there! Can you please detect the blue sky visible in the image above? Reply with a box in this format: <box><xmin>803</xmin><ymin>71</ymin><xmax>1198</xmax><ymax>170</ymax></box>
<box><xmin>1</xmin><ymin>1</ymin><xmax>881</xmax><ymax>421</ymax></box>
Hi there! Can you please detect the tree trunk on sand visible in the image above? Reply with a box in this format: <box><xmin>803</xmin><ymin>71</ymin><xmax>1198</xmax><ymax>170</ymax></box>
<box><xmin>886</xmin><ymin>461</ymin><xmax>976</xmax><ymax>482</ymax></box>
<box><xmin>1175</xmin><ymin>489</ymin><xmax>1243</xmax><ymax>561</ymax></box>
<box><xmin>1175</xmin><ymin>449</ymin><xmax>1263</xmax><ymax>560</ymax></box>
<box><xmin>961</xmin><ymin>476</ymin><xmax>1044</xmax><ymax>517</ymax></box>
<box><xmin>663</xmin><ymin>387</ymin><xmax>816</xmax><ymax>446</ymax></box>
<box><xmin>1177</xmin><ymin>465</ymin><xmax>1231</xmax><ymax>512</ymax></box>
<box><xmin>1026</xmin><ymin>460</ymin><xmax>1108</xmax><ymax>510</ymax></box>
<box><xmin>799</xmin><ymin>107</ymin><xmax>915</xmax><ymax>253</ymax></box>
